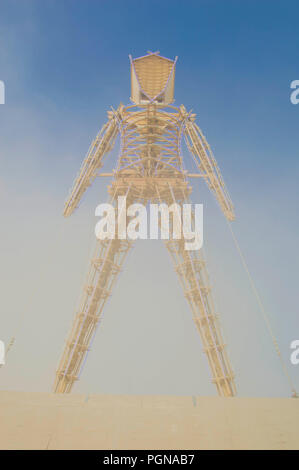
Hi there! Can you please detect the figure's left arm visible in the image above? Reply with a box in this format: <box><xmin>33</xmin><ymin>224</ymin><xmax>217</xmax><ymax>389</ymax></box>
<box><xmin>183</xmin><ymin>113</ymin><xmax>235</xmax><ymax>221</ymax></box>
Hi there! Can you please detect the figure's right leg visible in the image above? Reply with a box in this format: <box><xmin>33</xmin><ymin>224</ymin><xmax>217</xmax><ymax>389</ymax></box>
<box><xmin>53</xmin><ymin>189</ymin><xmax>134</xmax><ymax>393</ymax></box>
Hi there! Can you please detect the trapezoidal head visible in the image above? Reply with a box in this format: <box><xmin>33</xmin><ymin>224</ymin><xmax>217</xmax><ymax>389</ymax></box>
<box><xmin>130</xmin><ymin>51</ymin><xmax>177</xmax><ymax>105</ymax></box>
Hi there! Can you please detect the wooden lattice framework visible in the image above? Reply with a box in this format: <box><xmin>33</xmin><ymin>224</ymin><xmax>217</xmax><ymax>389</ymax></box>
<box><xmin>54</xmin><ymin>52</ymin><xmax>236</xmax><ymax>396</ymax></box>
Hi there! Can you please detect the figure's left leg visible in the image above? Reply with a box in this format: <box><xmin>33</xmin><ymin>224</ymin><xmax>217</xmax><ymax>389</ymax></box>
<box><xmin>159</xmin><ymin>183</ymin><xmax>236</xmax><ymax>397</ymax></box>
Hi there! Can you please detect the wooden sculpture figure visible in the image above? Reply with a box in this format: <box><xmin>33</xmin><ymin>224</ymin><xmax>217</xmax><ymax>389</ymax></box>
<box><xmin>54</xmin><ymin>52</ymin><xmax>236</xmax><ymax>396</ymax></box>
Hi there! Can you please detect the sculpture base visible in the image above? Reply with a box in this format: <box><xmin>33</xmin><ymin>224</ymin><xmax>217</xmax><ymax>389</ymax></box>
<box><xmin>0</xmin><ymin>391</ymin><xmax>298</xmax><ymax>450</ymax></box>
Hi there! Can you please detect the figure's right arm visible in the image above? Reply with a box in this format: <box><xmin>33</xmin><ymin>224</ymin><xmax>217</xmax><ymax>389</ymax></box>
<box><xmin>63</xmin><ymin>105</ymin><xmax>122</xmax><ymax>217</ymax></box>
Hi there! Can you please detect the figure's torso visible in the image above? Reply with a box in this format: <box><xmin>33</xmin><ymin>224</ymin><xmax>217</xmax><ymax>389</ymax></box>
<box><xmin>116</xmin><ymin>104</ymin><xmax>186</xmax><ymax>179</ymax></box>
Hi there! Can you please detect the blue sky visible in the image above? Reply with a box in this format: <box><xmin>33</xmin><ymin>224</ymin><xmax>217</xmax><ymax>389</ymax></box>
<box><xmin>0</xmin><ymin>0</ymin><xmax>298</xmax><ymax>396</ymax></box>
